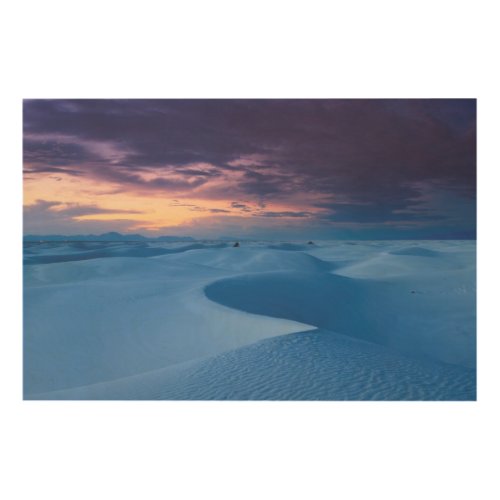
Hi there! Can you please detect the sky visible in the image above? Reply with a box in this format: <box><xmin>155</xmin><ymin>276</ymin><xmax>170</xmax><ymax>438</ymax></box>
<box><xmin>23</xmin><ymin>99</ymin><xmax>476</xmax><ymax>239</ymax></box>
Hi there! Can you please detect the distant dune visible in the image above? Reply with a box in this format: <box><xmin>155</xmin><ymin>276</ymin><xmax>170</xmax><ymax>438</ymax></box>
<box><xmin>23</xmin><ymin>232</ymin><xmax>195</xmax><ymax>242</ymax></box>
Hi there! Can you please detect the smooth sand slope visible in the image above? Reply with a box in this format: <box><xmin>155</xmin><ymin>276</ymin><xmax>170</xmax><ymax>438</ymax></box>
<box><xmin>23</xmin><ymin>240</ymin><xmax>476</xmax><ymax>400</ymax></box>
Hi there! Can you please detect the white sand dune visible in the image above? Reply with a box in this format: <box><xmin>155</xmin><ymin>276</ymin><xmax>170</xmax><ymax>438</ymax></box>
<box><xmin>24</xmin><ymin>254</ymin><xmax>311</xmax><ymax>394</ymax></box>
<box><xmin>23</xmin><ymin>241</ymin><xmax>229</xmax><ymax>265</ymax></box>
<box><xmin>23</xmin><ymin>240</ymin><xmax>476</xmax><ymax>400</ymax></box>
<box><xmin>31</xmin><ymin>329</ymin><xmax>475</xmax><ymax>401</ymax></box>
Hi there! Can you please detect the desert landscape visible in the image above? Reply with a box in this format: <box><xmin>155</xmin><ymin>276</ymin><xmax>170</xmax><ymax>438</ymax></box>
<box><xmin>24</xmin><ymin>238</ymin><xmax>476</xmax><ymax>400</ymax></box>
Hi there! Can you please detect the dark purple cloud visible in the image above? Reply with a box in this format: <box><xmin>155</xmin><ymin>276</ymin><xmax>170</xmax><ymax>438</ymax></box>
<box><xmin>24</xmin><ymin>165</ymin><xmax>84</xmax><ymax>176</ymax></box>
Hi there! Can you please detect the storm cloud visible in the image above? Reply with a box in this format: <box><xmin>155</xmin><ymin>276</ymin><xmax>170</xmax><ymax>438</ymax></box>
<box><xmin>23</xmin><ymin>99</ymin><xmax>476</xmax><ymax>238</ymax></box>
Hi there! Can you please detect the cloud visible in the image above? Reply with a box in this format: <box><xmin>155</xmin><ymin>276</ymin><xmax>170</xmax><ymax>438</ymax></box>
<box><xmin>254</xmin><ymin>211</ymin><xmax>313</xmax><ymax>218</ymax></box>
<box><xmin>23</xmin><ymin>99</ymin><xmax>476</xmax><ymax>234</ymax></box>
<box><xmin>230</xmin><ymin>201</ymin><xmax>253</xmax><ymax>212</ymax></box>
<box><xmin>24</xmin><ymin>165</ymin><xmax>84</xmax><ymax>176</ymax></box>
<box><xmin>208</xmin><ymin>208</ymin><xmax>231</xmax><ymax>213</ymax></box>
<box><xmin>23</xmin><ymin>199</ymin><xmax>147</xmax><ymax>234</ymax></box>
